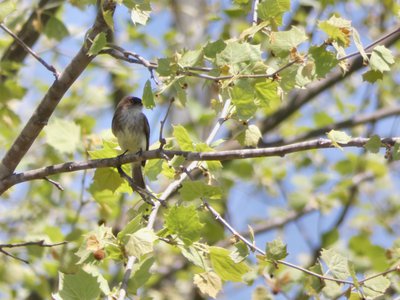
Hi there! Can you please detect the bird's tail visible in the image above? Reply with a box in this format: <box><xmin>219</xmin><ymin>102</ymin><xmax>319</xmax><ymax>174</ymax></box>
<box><xmin>132</xmin><ymin>163</ymin><xmax>152</xmax><ymax>205</ymax></box>
<box><xmin>132</xmin><ymin>163</ymin><xmax>145</xmax><ymax>189</ymax></box>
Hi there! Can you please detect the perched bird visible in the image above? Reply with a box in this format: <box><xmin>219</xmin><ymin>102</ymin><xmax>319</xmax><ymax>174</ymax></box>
<box><xmin>112</xmin><ymin>96</ymin><xmax>150</xmax><ymax>202</ymax></box>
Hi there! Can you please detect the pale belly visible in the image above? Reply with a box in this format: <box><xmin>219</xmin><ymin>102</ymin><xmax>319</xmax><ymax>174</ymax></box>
<box><xmin>116</xmin><ymin>129</ymin><xmax>147</xmax><ymax>153</ymax></box>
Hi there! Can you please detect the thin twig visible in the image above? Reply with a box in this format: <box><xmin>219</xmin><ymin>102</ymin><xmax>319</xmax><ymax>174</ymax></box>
<box><xmin>105</xmin><ymin>44</ymin><xmax>159</xmax><ymax>84</ymax></box>
<box><xmin>203</xmin><ymin>200</ymin><xmax>354</xmax><ymax>285</ymax></box>
<box><xmin>251</xmin><ymin>0</ymin><xmax>259</xmax><ymax>26</ymax></box>
<box><xmin>262</xmin><ymin>105</ymin><xmax>400</xmax><ymax>146</ymax></box>
<box><xmin>358</xmin><ymin>265</ymin><xmax>400</xmax><ymax>285</ymax></box>
<box><xmin>116</xmin><ymin>166</ymin><xmax>165</xmax><ymax>206</ymax></box>
<box><xmin>0</xmin><ymin>240</ymin><xmax>67</xmax><ymax>264</ymax></box>
<box><xmin>159</xmin><ymin>98</ymin><xmax>175</xmax><ymax>149</ymax></box>
<box><xmin>340</xmin><ymin>26</ymin><xmax>400</xmax><ymax>61</ymax></box>
<box><xmin>44</xmin><ymin>177</ymin><xmax>64</xmax><ymax>191</ymax></box>
<box><xmin>0</xmin><ymin>23</ymin><xmax>60</xmax><ymax>79</ymax></box>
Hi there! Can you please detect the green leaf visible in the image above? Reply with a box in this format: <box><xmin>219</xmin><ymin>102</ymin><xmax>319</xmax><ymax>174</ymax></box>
<box><xmin>117</xmin><ymin>214</ymin><xmax>143</xmax><ymax>242</ymax></box>
<box><xmin>365</xmin><ymin>135</ymin><xmax>381</xmax><ymax>153</ymax></box>
<box><xmin>90</xmin><ymin>168</ymin><xmax>124</xmax><ymax>193</ymax></box>
<box><xmin>144</xmin><ymin>159</ymin><xmax>163</xmax><ymax>181</ymax></box>
<box><xmin>320</xmin><ymin>248</ymin><xmax>351</xmax><ymax>280</ymax></box>
<box><xmin>157</xmin><ymin>57</ymin><xmax>178</xmax><ymax>76</ymax></box>
<box><xmin>177</xmin><ymin>243</ymin><xmax>208</xmax><ymax>269</ymax></box>
<box><xmin>348</xmin><ymin>262</ymin><xmax>359</xmax><ymax>289</ymax></box>
<box><xmin>352</xmin><ymin>28</ymin><xmax>368</xmax><ymax>62</ymax></box>
<box><xmin>348</xmin><ymin>234</ymin><xmax>389</xmax><ymax>271</ymax></box>
<box><xmin>179</xmin><ymin>243</ymin><xmax>208</xmax><ymax>269</ymax></box>
<box><xmin>230</xmin><ymin>241</ymin><xmax>249</xmax><ymax>263</ymax></box>
<box><xmin>179</xmin><ymin>48</ymin><xmax>204</xmax><ymax>68</ymax></box>
<box><xmin>125</xmin><ymin>228</ymin><xmax>157</xmax><ymax>259</ymax></box>
<box><xmin>236</xmin><ymin>125</ymin><xmax>262</xmax><ymax>147</ymax></box>
<box><xmin>209</xmin><ymin>246</ymin><xmax>250</xmax><ymax>282</ymax></box>
<box><xmin>215</xmin><ymin>41</ymin><xmax>261</xmax><ymax>66</ymax></box>
<box><xmin>165</xmin><ymin>205</ymin><xmax>204</xmax><ymax>245</ymax></box>
<box><xmin>179</xmin><ymin>181</ymin><xmax>222</xmax><ymax>201</ymax></box>
<box><xmin>240</xmin><ymin>21</ymin><xmax>270</xmax><ymax>40</ymax></box>
<box><xmin>55</xmin><ymin>269</ymin><xmax>101</xmax><ymax>300</ymax></box>
<box><xmin>83</xmin><ymin>265</ymin><xmax>110</xmax><ymax>295</ymax></box>
<box><xmin>305</xmin><ymin>263</ymin><xmax>325</xmax><ymax>295</ymax></box>
<box><xmin>88</xmin><ymin>139</ymin><xmax>119</xmax><ymax>159</ymax></box>
<box><xmin>45</xmin><ymin>118</ymin><xmax>81</xmax><ymax>155</ymax></box>
<box><xmin>0</xmin><ymin>0</ymin><xmax>16</xmax><ymax>22</ymax></box>
<box><xmin>319</xmin><ymin>16</ymin><xmax>352</xmax><ymax>46</ymax></box>
<box><xmin>321</xmin><ymin>229</ymin><xmax>339</xmax><ymax>247</ymax></box>
<box><xmin>254</xmin><ymin>80</ymin><xmax>281</xmax><ymax>108</ymax></box>
<box><xmin>266</xmin><ymin>238</ymin><xmax>288</xmax><ymax>260</ymax></box>
<box><xmin>204</xmin><ymin>39</ymin><xmax>227</xmax><ymax>58</ymax></box>
<box><xmin>193</xmin><ymin>271</ymin><xmax>222</xmax><ymax>299</ymax></box>
<box><xmin>313</xmin><ymin>111</ymin><xmax>335</xmax><ymax>127</ymax></box>
<box><xmin>393</xmin><ymin>142</ymin><xmax>400</xmax><ymax>160</ymax></box>
<box><xmin>252</xmin><ymin>286</ymin><xmax>273</xmax><ymax>300</ymax></box>
<box><xmin>362</xmin><ymin>70</ymin><xmax>383</xmax><ymax>83</ymax></box>
<box><xmin>257</xmin><ymin>0</ymin><xmax>290</xmax><ymax>26</ymax></box>
<box><xmin>102</xmin><ymin>9</ymin><xmax>114</xmax><ymax>31</ymax></box>
<box><xmin>231</xmin><ymin>80</ymin><xmax>257</xmax><ymax>120</ymax></box>
<box><xmin>268</xmin><ymin>26</ymin><xmax>308</xmax><ymax>57</ymax></box>
<box><xmin>44</xmin><ymin>17</ymin><xmax>69</xmax><ymax>41</ymax></box>
<box><xmin>327</xmin><ymin>129</ymin><xmax>351</xmax><ymax>150</ymax></box>
<box><xmin>130</xmin><ymin>256</ymin><xmax>155</xmax><ymax>294</ymax></box>
<box><xmin>88</xmin><ymin>32</ymin><xmax>107</xmax><ymax>56</ymax></box>
<box><xmin>309</xmin><ymin>46</ymin><xmax>338</xmax><ymax>78</ymax></box>
<box><xmin>129</xmin><ymin>0</ymin><xmax>151</xmax><ymax>25</ymax></box>
<box><xmin>369</xmin><ymin>45</ymin><xmax>394</xmax><ymax>72</ymax></box>
<box><xmin>363</xmin><ymin>272</ymin><xmax>390</xmax><ymax>298</ymax></box>
<box><xmin>173</xmin><ymin>125</ymin><xmax>194</xmax><ymax>151</ymax></box>
<box><xmin>142</xmin><ymin>80</ymin><xmax>155</xmax><ymax>109</ymax></box>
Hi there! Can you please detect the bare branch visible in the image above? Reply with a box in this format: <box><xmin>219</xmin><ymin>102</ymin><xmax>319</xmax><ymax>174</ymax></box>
<box><xmin>1</xmin><ymin>137</ymin><xmax>399</xmax><ymax>194</ymax></box>
<box><xmin>0</xmin><ymin>0</ymin><xmax>116</xmax><ymax>181</ymax></box>
<box><xmin>0</xmin><ymin>23</ymin><xmax>60</xmax><ymax>79</ymax></box>
<box><xmin>1</xmin><ymin>0</ymin><xmax>64</xmax><ymax>76</ymax></box>
<box><xmin>44</xmin><ymin>177</ymin><xmax>64</xmax><ymax>191</ymax></box>
<box><xmin>263</xmin><ymin>106</ymin><xmax>400</xmax><ymax>146</ymax></box>
<box><xmin>159</xmin><ymin>98</ymin><xmax>175</xmax><ymax>149</ymax></box>
<box><xmin>251</xmin><ymin>0</ymin><xmax>259</xmax><ymax>26</ymax></box>
<box><xmin>203</xmin><ymin>200</ymin><xmax>354</xmax><ymax>285</ymax></box>
<box><xmin>0</xmin><ymin>240</ymin><xmax>67</xmax><ymax>264</ymax></box>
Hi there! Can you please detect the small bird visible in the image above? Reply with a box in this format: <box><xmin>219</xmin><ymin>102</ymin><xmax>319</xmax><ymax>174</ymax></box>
<box><xmin>112</xmin><ymin>96</ymin><xmax>150</xmax><ymax>202</ymax></box>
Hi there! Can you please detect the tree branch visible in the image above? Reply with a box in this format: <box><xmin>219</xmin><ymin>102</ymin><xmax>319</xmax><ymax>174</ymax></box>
<box><xmin>262</xmin><ymin>106</ymin><xmax>400</xmax><ymax>146</ymax></box>
<box><xmin>0</xmin><ymin>0</ymin><xmax>116</xmax><ymax>180</ymax></box>
<box><xmin>0</xmin><ymin>22</ymin><xmax>60</xmax><ymax>78</ymax></box>
<box><xmin>1</xmin><ymin>137</ymin><xmax>399</xmax><ymax>194</ymax></box>
<box><xmin>0</xmin><ymin>240</ymin><xmax>67</xmax><ymax>264</ymax></box>
<box><xmin>0</xmin><ymin>0</ymin><xmax>64</xmax><ymax>78</ymax></box>
<box><xmin>203</xmin><ymin>200</ymin><xmax>354</xmax><ymax>285</ymax></box>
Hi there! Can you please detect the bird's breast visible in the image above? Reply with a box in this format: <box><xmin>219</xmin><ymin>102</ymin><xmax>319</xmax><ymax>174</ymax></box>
<box><xmin>114</xmin><ymin>109</ymin><xmax>147</xmax><ymax>153</ymax></box>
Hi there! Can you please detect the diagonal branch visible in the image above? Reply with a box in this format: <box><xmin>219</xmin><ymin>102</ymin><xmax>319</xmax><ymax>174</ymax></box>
<box><xmin>1</xmin><ymin>136</ymin><xmax>399</xmax><ymax>194</ymax></box>
<box><xmin>0</xmin><ymin>23</ymin><xmax>60</xmax><ymax>78</ymax></box>
<box><xmin>0</xmin><ymin>0</ymin><xmax>64</xmax><ymax>77</ymax></box>
<box><xmin>0</xmin><ymin>0</ymin><xmax>116</xmax><ymax>181</ymax></box>
<box><xmin>262</xmin><ymin>106</ymin><xmax>400</xmax><ymax>146</ymax></box>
